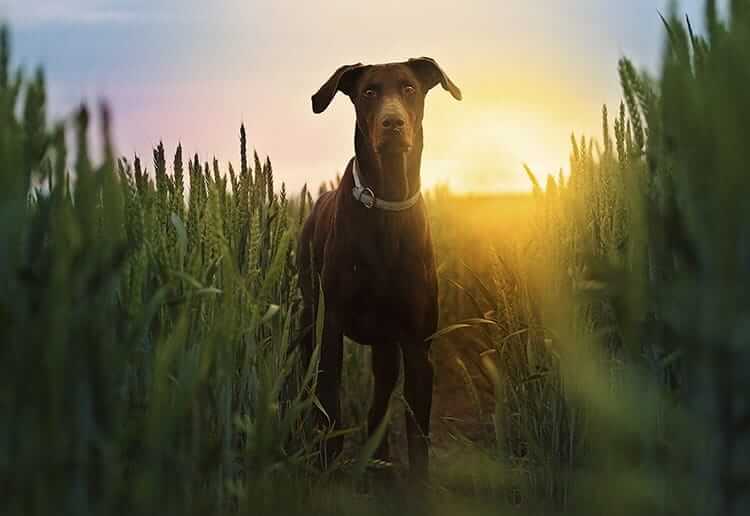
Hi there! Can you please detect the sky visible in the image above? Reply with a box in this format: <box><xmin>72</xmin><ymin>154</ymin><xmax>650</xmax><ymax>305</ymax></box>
<box><xmin>0</xmin><ymin>0</ymin><xmax>724</xmax><ymax>193</ymax></box>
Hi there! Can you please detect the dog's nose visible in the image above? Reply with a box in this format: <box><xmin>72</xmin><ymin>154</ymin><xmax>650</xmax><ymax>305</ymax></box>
<box><xmin>382</xmin><ymin>116</ymin><xmax>405</xmax><ymax>130</ymax></box>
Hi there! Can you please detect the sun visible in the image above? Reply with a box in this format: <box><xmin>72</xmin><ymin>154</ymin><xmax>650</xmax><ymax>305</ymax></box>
<box><xmin>420</xmin><ymin>104</ymin><xmax>568</xmax><ymax>194</ymax></box>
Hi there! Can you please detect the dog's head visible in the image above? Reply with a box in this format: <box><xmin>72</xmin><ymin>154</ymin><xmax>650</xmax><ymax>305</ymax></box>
<box><xmin>312</xmin><ymin>58</ymin><xmax>461</xmax><ymax>156</ymax></box>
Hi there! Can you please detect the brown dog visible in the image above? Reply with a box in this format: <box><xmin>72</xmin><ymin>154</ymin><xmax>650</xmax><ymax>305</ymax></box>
<box><xmin>298</xmin><ymin>58</ymin><xmax>461</xmax><ymax>478</ymax></box>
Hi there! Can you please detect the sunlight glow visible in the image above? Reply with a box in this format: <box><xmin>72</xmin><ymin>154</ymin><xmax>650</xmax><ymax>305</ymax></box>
<box><xmin>5</xmin><ymin>0</ymin><xmax>717</xmax><ymax>194</ymax></box>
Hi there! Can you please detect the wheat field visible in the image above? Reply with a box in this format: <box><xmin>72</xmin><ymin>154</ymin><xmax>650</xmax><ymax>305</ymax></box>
<box><xmin>2</xmin><ymin>3</ymin><xmax>750</xmax><ymax>515</ymax></box>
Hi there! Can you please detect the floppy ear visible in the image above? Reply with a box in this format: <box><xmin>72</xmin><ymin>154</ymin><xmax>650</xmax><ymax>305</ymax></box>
<box><xmin>407</xmin><ymin>57</ymin><xmax>462</xmax><ymax>101</ymax></box>
<box><xmin>311</xmin><ymin>63</ymin><xmax>367</xmax><ymax>114</ymax></box>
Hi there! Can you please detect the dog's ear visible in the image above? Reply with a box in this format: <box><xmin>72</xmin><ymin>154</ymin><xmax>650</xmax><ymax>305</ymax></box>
<box><xmin>311</xmin><ymin>63</ymin><xmax>367</xmax><ymax>114</ymax></box>
<box><xmin>407</xmin><ymin>57</ymin><xmax>462</xmax><ymax>101</ymax></box>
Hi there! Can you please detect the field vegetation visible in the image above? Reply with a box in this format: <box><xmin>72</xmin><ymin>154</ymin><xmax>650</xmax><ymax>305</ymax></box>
<box><xmin>2</xmin><ymin>2</ymin><xmax>750</xmax><ymax>515</ymax></box>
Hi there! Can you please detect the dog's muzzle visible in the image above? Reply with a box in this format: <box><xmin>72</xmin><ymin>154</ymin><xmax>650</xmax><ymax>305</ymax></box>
<box><xmin>377</xmin><ymin>129</ymin><xmax>412</xmax><ymax>153</ymax></box>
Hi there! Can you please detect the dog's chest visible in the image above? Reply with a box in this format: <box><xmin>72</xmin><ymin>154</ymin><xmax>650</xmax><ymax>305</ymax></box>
<box><xmin>343</xmin><ymin>215</ymin><xmax>432</xmax><ymax>292</ymax></box>
<box><xmin>346</xmin><ymin>241</ymin><xmax>432</xmax><ymax>303</ymax></box>
<box><xmin>349</xmin><ymin>260</ymin><xmax>401</xmax><ymax>300</ymax></box>
<box><xmin>344</xmin><ymin>262</ymin><xmax>408</xmax><ymax>343</ymax></box>
<box><xmin>342</xmin><ymin>257</ymin><xmax>434</xmax><ymax>344</ymax></box>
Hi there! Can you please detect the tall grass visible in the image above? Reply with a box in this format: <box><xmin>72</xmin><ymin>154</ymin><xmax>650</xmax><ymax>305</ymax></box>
<box><xmin>0</xmin><ymin>24</ymin><xmax>327</xmax><ymax>514</ymax></box>
<box><xmin>425</xmin><ymin>4</ymin><xmax>750</xmax><ymax>515</ymax></box>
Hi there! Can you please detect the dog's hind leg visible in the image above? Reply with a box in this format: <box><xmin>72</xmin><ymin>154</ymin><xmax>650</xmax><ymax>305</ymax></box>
<box><xmin>317</xmin><ymin>309</ymin><xmax>344</xmax><ymax>468</ymax></box>
<box><xmin>299</xmin><ymin>301</ymin><xmax>315</xmax><ymax>377</ymax></box>
<box><xmin>368</xmin><ymin>343</ymin><xmax>400</xmax><ymax>463</ymax></box>
<box><xmin>296</xmin><ymin>223</ymin><xmax>317</xmax><ymax>375</ymax></box>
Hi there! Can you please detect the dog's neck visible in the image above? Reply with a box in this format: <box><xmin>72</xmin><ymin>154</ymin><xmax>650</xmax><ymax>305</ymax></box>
<box><xmin>353</xmin><ymin>126</ymin><xmax>424</xmax><ymax>203</ymax></box>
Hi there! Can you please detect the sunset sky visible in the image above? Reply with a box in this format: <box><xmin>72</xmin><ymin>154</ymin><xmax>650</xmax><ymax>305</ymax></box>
<box><xmin>2</xmin><ymin>1</ymin><xmax>722</xmax><ymax>193</ymax></box>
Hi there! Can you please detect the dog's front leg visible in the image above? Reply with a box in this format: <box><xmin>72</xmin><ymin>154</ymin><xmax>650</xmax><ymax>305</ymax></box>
<box><xmin>369</xmin><ymin>343</ymin><xmax>400</xmax><ymax>463</ymax></box>
<box><xmin>402</xmin><ymin>341</ymin><xmax>434</xmax><ymax>479</ymax></box>
<box><xmin>317</xmin><ymin>308</ymin><xmax>344</xmax><ymax>468</ymax></box>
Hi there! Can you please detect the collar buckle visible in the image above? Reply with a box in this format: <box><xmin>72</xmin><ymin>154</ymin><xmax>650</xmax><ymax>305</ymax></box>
<box><xmin>359</xmin><ymin>187</ymin><xmax>376</xmax><ymax>208</ymax></box>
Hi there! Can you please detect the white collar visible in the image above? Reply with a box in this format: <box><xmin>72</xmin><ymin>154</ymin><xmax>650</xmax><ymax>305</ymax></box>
<box><xmin>351</xmin><ymin>157</ymin><xmax>421</xmax><ymax>211</ymax></box>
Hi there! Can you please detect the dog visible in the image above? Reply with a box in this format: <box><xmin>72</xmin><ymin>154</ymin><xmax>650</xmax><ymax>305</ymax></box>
<box><xmin>297</xmin><ymin>57</ymin><xmax>461</xmax><ymax>478</ymax></box>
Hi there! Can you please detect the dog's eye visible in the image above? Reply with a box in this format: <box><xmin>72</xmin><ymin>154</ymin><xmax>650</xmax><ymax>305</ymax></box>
<box><xmin>404</xmin><ymin>85</ymin><xmax>416</xmax><ymax>95</ymax></box>
<box><xmin>364</xmin><ymin>89</ymin><xmax>377</xmax><ymax>98</ymax></box>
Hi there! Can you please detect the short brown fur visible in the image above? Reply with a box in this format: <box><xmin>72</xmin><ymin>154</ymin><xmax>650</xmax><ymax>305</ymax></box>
<box><xmin>299</xmin><ymin>58</ymin><xmax>461</xmax><ymax>478</ymax></box>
